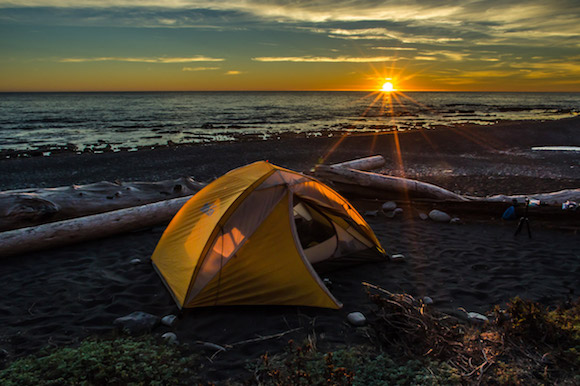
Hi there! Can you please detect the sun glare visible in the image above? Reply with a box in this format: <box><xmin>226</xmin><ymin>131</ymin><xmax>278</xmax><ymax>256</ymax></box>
<box><xmin>381</xmin><ymin>81</ymin><xmax>395</xmax><ymax>92</ymax></box>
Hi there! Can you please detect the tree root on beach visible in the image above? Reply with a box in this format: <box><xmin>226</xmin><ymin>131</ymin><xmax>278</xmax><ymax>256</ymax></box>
<box><xmin>363</xmin><ymin>282</ymin><xmax>489</xmax><ymax>375</ymax></box>
<box><xmin>363</xmin><ymin>282</ymin><xmax>580</xmax><ymax>385</ymax></box>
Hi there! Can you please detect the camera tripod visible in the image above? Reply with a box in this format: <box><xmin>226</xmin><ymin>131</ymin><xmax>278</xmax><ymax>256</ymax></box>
<box><xmin>514</xmin><ymin>198</ymin><xmax>532</xmax><ymax>238</ymax></box>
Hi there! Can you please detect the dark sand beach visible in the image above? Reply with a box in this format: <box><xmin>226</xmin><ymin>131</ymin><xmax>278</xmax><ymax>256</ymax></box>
<box><xmin>1</xmin><ymin>117</ymin><xmax>579</xmax><ymax>382</ymax></box>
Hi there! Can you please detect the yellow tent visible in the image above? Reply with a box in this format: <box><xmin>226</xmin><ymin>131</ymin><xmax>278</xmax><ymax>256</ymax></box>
<box><xmin>152</xmin><ymin>161</ymin><xmax>387</xmax><ymax>309</ymax></box>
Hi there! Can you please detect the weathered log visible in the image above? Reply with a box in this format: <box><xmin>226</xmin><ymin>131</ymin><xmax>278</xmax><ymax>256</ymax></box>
<box><xmin>0</xmin><ymin>177</ymin><xmax>205</xmax><ymax>232</ymax></box>
<box><xmin>0</xmin><ymin>196</ymin><xmax>193</xmax><ymax>258</ymax></box>
<box><xmin>330</xmin><ymin>155</ymin><xmax>386</xmax><ymax>171</ymax></box>
<box><xmin>315</xmin><ymin>165</ymin><xmax>469</xmax><ymax>202</ymax></box>
<box><xmin>0</xmin><ymin>157</ymin><xmax>382</xmax><ymax>233</ymax></box>
<box><xmin>480</xmin><ymin>189</ymin><xmax>580</xmax><ymax>206</ymax></box>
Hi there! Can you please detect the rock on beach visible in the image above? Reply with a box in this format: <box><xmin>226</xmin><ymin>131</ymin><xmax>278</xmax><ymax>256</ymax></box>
<box><xmin>429</xmin><ymin>209</ymin><xmax>451</xmax><ymax>222</ymax></box>
<box><xmin>114</xmin><ymin>311</ymin><xmax>160</xmax><ymax>335</ymax></box>
<box><xmin>347</xmin><ymin>312</ymin><xmax>367</xmax><ymax>326</ymax></box>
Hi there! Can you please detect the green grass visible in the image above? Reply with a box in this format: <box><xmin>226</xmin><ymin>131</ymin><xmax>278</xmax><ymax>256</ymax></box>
<box><xmin>0</xmin><ymin>336</ymin><xmax>200</xmax><ymax>385</ymax></box>
<box><xmin>250</xmin><ymin>340</ymin><xmax>461</xmax><ymax>386</ymax></box>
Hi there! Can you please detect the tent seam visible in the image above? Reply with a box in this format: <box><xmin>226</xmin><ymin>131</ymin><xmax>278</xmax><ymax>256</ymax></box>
<box><xmin>182</xmin><ymin>167</ymin><xmax>278</xmax><ymax>306</ymax></box>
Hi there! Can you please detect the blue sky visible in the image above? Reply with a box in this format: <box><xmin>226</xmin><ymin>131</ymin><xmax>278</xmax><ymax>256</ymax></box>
<box><xmin>1</xmin><ymin>0</ymin><xmax>579</xmax><ymax>91</ymax></box>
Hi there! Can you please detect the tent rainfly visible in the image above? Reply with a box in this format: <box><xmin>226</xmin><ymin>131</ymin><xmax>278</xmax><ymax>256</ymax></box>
<box><xmin>151</xmin><ymin>161</ymin><xmax>387</xmax><ymax>309</ymax></box>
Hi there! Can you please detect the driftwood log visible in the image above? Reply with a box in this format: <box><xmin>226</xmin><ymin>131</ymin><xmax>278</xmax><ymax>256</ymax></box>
<box><xmin>328</xmin><ymin>155</ymin><xmax>386</xmax><ymax>171</ymax></box>
<box><xmin>0</xmin><ymin>177</ymin><xmax>205</xmax><ymax>232</ymax></box>
<box><xmin>0</xmin><ymin>196</ymin><xmax>192</xmax><ymax>257</ymax></box>
<box><xmin>482</xmin><ymin>189</ymin><xmax>580</xmax><ymax>206</ymax></box>
<box><xmin>2</xmin><ymin>156</ymin><xmax>578</xmax><ymax>257</ymax></box>
<box><xmin>315</xmin><ymin>163</ymin><xmax>469</xmax><ymax>201</ymax></box>
<box><xmin>320</xmin><ymin>157</ymin><xmax>580</xmax><ymax>205</ymax></box>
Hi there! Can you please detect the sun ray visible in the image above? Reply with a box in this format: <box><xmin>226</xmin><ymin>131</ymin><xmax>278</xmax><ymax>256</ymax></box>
<box><xmin>320</xmin><ymin>63</ymin><xmax>510</xmax><ymax>188</ymax></box>
<box><xmin>320</xmin><ymin>133</ymin><xmax>349</xmax><ymax>165</ymax></box>
<box><xmin>360</xmin><ymin>92</ymin><xmax>385</xmax><ymax>118</ymax></box>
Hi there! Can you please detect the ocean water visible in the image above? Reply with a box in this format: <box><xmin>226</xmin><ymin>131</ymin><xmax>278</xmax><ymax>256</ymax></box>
<box><xmin>0</xmin><ymin>91</ymin><xmax>578</xmax><ymax>154</ymax></box>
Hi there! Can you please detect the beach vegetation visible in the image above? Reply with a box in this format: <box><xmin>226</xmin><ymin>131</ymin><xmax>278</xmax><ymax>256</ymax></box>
<box><xmin>250</xmin><ymin>340</ymin><xmax>460</xmax><ymax>385</ymax></box>
<box><xmin>1</xmin><ymin>296</ymin><xmax>578</xmax><ymax>385</ymax></box>
<box><xmin>251</xmin><ymin>291</ymin><xmax>580</xmax><ymax>385</ymax></box>
<box><xmin>494</xmin><ymin>297</ymin><xmax>580</xmax><ymax>379</ymax></box>
<box><xmin>365</xmin><ymin>287</ymin><xmax>580</xmax><ymax>385</ymax></box>
<box><xmin>0</xmin><ymin>336</ymin><xmax>200</xmax><ymax>385</ymax></box>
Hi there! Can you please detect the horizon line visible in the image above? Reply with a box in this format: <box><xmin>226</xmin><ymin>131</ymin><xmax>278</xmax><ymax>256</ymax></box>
<box><xmin>1</xmin><ymin>89</ymin><xmax>578</xmax><ymax>93</ymax></box>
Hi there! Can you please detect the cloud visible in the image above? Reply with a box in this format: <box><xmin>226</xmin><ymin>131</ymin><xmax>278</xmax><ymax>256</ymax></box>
<box><xmin>419</xmin><ymin>50</ymin><xmax>468</xmax><ymax>61</ymax></box>
<box><xmin>225</xmin><ymin>70</ymin><xmax>242</xmax><ymax>75</ymax></box>
<box><xmin>59</xmin><ymin>56</ymin><xmax>224</xmax><ymax>63</ymax></box>
<box><xmin>509</xmin><ymin>61</ymin><xmax>580</xmax><ymax>77</ymax></box>
<box><xmin>320</xmin><ymin>28</ymin><xmax>463</xmax><ymax>44</ymax></box>
<box><xmin>514</xmin><ymin>61</ymin><xmax>580</xmax><ymax>71</ymax></box>
<box><xmin>372</xmin><ymin>47</ymin><xmax>417</xmax><ymax>51</ymax></box>
<box><xmin>452</xmin><ymin>70</ymin><xmax>523</xmax><ymax>78</ymax></box>
<box><xmin>157</xmin><ymin>18</ymin><xmax>177</xmax><ymax>25</ymax></box>
<box><xmin>183</xmin><ymin>66</ymin><xmax>220</xmax><ymax>71</ymax></box>
<box><xmin>2</xmin><ymin>0</ymin><xmax>577</xmax><ymax>48</ymax></box>
<box><xmin>0</xmin><ymin>1</ymin><xmax>462</xmax><ymax>24</ymax></box>
<box><xmin>253</xmin><ymin>56</ymin><xmax>397</xmax><ymax>63</ymax></box>
<box><xmin>414</xmin><ymin>56</ymin><xmax>438</xmax><ymax>61</ymax></box>
<box><xmin>2</xmin><ymin>0</ymin><xmax>575</xmax><ymax>26</ymax></box>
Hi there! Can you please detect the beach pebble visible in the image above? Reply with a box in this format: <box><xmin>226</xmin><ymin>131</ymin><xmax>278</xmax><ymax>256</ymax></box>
<box><xmin>423</xmin><ymin>296</ymin><xmax>434</xmax><ymax>305</ymax></box>
<box><xmin>130</xmin><ymin>258</ymin><xmax>142</xmax><ymax>265</ymax></box>
<box><xmin>114</xmin><ymin>311</ymin><xmax>160</xmax><ymax>335</ymax></box>
<box><xmin>450</xmin><ymin>217</ymin><xmax>462</xmax><ymax>224</ymax></box>
<box><xmin>364</xmin><ymin>210</ymin><xmax>379</xmax><ymax>217</ymax></box>
<box><xmin>385</xmin><ymin>208</ymin><xmax>403</xmax><ymax>218</ymax></box>
<box><xmin>382</xmin><ymin>201</ymin><xmax>397</xmax><ymax>211</ymax></box>
<box><xmin>390</xmin><ymin>253</ymin><xmax>405</xmax><ymax>262</ymax></box>
<box><xmin>429</xmin><ymin>209</ymin><xmax>451</xmax><ymax>222</ymax></box>
<box><xmin>161</xmin><ymin>332</ymin><xmax>178</xmax><ymax>345</ymax></box>
<box><xmin>161</xmin><ymin>314</ymin><xmax>178</xmax><ymax>327</ymax></box>
<box><xmin>419</xmin><ymin>213</ymin><xmax>429</xmax><ymax>220</ymax></box>
<box><xmin>347</xmin><ymin>312</ymin><xmax>367</xmax><ymax>326</ymax></box>
<box><xmin>323</xmin><ymin>278</ymin><xmax>333</xmax><ymax>289</ymax></box>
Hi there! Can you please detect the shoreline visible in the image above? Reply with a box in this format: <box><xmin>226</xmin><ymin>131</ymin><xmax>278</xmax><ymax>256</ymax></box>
<box><xmin>1</xmin><ymin>117</ymin><xmax>578</xmax><ymax>195</ymax></box>
<box><xmin>2</xmin><ymin>116</ymin><xmax>578</xmax><ymax>160</ymax></box>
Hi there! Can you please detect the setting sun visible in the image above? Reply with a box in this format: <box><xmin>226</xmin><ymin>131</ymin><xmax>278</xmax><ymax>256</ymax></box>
<box><xmin>381</xmin><ymin>81</ymin><xmax>395</xmax><ymax>92</ymax></box>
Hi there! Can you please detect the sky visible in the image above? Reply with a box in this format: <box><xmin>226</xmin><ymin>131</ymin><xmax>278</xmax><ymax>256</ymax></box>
<box><xmin>1</xmin><ymin>0</ymin><xmax>579</xmax><ymax>92</ymax></box>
